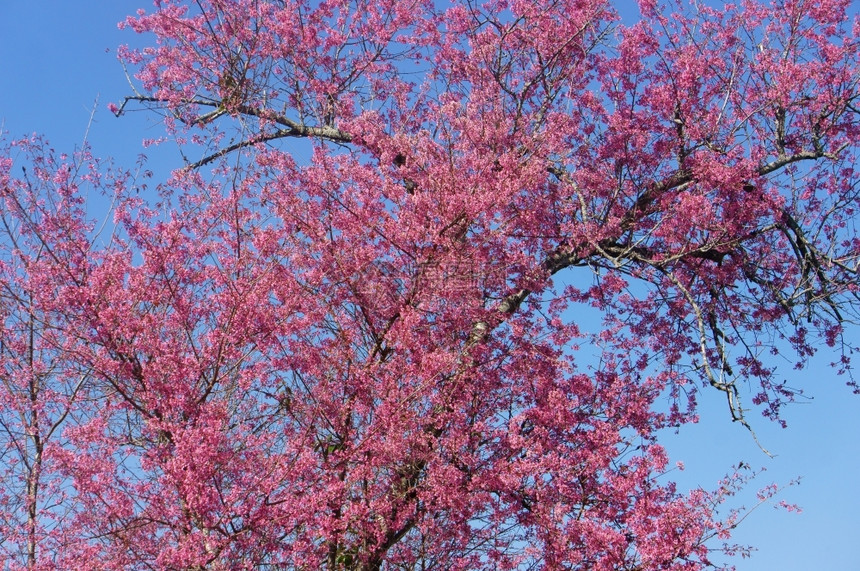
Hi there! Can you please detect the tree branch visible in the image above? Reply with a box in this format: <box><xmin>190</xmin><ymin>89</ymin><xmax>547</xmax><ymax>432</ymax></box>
<box><xmin>114</xmin><ymin>95</ymin><xmax>353</xmax><ymax>161</ymax></box>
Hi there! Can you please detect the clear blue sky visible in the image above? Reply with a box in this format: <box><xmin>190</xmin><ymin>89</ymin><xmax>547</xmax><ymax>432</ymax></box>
<box><xmin>1</xmin><ymin>2</ymin><xmax>858</xmax><ymax>569</ymax></box>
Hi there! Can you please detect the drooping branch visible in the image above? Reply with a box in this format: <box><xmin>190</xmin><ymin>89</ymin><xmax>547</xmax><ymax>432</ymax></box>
<box><xmin>471</xmin><ymin>147</ymin><xmax>855</xmax><ymax>424</ymax></box>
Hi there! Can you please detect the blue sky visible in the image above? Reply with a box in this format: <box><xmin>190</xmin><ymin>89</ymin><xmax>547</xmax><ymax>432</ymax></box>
<box><xmin>1</xmin><ymin>2</ymin><xmax>858</xmax><ymax>569</ymax></box>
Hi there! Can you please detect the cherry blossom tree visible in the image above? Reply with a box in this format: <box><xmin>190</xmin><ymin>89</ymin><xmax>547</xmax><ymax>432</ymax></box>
<box><xmin>1</xmin><ymin>0</ymin><xmax>858</xmax><ymax>568</ymax></box>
